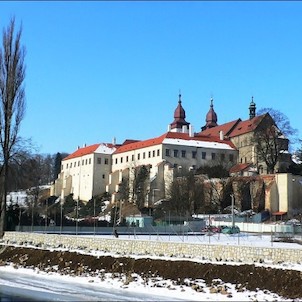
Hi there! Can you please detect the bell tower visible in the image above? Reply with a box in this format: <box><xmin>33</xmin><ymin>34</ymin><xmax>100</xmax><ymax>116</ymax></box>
<box><xmin>249</xmin><ymin>96</ymin><xmax>256</xmax><ymax>119</ymax></box>
<box><xmin>168</xmin><ymin>92</ymin><xmax>190</xmax><ymax>133</ymax></box>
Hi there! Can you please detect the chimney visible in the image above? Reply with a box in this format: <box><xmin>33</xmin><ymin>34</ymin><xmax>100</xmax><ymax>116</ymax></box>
<box><xmin>189</xmin><ymin>125</ymin><xmax>194</xmax><ymax>137</ymax></box>
<box><xmin>182</xmin><ymin>125</ymin><xmax>187</xmax><ymax>133</ymax></box>
<box><xmin>112</xmin><ymin>137</ymin><xmax>116</xmax><ymax>145</ymax></box>
<box><xmin>219</xmin><ymin>131</ymin><xmax>224</xmax><ymax>140</ymax></box>
<box><xmin>167</xmin><ymin>124</ymin><xmax>171</xmax><ymax>132</ymax></box>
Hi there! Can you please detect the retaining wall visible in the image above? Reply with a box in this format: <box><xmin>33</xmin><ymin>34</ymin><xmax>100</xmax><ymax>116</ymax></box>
<box><xmin>2</xmin><ymin>232</ymin><xmax>302</xmax><ymax>265</ymax></box>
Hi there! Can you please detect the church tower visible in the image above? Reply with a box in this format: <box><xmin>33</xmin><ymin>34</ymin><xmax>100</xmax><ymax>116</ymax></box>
<box><xmin>249</xmin><ymin>96</ymin><xmax>256</xmax><ymax>119</ymax></box>
<box><xmin>168</xmin><ymin>93</ymin><xmax>190</xmax><ymax>133</ymax></box>
<box><xmin>201</xmin><ymin>98</ymin><xmax>218</xmax><ymax>131</ymax></box>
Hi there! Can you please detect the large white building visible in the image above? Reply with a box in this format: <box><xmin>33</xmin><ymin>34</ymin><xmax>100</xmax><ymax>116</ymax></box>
<box><xmin>108</xmin><ymin>131</ymin><xmax>237</xmax><ymax>203</ymax></box>
<box><xmin>51</xmin><ymin>94</ymin><xmax>238</xmax><ymax>203</ymax></box>
<box><xmin>51</xmin><ymin>143</ymin><xmax>117</xmax><ymax>201</ymax></box>
<box><xmin>50</xmin><ymin>94</ymin><xmax>297</xmax><ymax>217</ymax></box>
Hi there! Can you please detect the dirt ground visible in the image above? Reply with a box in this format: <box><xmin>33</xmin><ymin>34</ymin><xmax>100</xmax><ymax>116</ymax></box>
<box><xmin>0</xmin><ymin>245</ymin><xmax>302</xmax><ymax>300</ymax></box>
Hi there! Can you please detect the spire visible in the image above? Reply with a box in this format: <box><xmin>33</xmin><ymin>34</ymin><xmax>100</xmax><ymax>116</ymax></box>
<box><xmin>249</xmin><ymin>96</ymin><xmax>256</xmax><ymax>119</ymax></box>
<box><xmin>169</xmin><ymin>92</ymin><xmax>190</xmax><ymax>133</ymax></box>
<box><xmin>202</xmin><ymin>97</ymin><xmax>218</xmax><ymax>130</ymax></box>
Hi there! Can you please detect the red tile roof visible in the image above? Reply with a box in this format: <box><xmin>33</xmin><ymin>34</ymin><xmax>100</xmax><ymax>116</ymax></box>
<box><xmin>63</xmin><ymin>143</ymin><xmax>117</xmax><ymax>161</ymax></box>
<box><xmin>114</xmin><ymin>132</ymin><xmax>236</xmax><ymax>154</ymax></box>
<box><xmin>228</xmin><ymin>115</ymin><xmax>265</xmax><ymax>137</ymax></box>
<box><xmin>115</xmin><ymin>134</ymin><xmax>166</xmax><ymax>154</ymax></box>
<box><xmin>198</xmin><ymin>119</ymin><xmax>241</xmax><ymax>137</ymax></box>
<box><xmin>272</xmin><ymin>211</ymin><xmax>287</xmax><ymax>216</ymax></box>
<box><xmin>122</xmin><ymin>139</ymin><xmax>141</xmax><ymax>145</ymax></box>
<box><xmin>198</xmin><ymin>114</ymin><xmax>268</xmax><ymax>138</ymax></box>
<box><xmin>229</xmin><ymin>163</ymin><xmax>252</xmax><ymax>174</ymax></box>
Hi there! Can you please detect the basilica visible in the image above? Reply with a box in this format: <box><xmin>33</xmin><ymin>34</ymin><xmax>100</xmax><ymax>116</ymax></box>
<box><xmin>51</xmin><ymin>94</ymin><xmax>292</xmax><ymax>212</ymax></box>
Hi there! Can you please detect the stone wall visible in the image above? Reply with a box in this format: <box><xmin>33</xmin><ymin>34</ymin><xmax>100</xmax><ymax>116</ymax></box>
<box><xmin>2</xmin><ymin>232</ymin><xmax>302</xmax><ymax>265</ymax></box>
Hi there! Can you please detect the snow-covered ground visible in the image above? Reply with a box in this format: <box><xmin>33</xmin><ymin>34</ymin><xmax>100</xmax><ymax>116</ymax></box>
<box><xmin>1</xmin><ymin>233</ymin><xmax>302</xmax><ymax>301</ymax></box>
<box><xmin>0</xmin><ymin>264</ymin><xmax>295</xmax><ymax>302</ymax></box>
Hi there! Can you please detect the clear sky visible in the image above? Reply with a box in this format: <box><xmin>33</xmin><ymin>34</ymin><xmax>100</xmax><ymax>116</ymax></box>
<box><xmin>0</xmin><ymin>1</ymin><xmax>301</xmax><ymax>155</ymax></box>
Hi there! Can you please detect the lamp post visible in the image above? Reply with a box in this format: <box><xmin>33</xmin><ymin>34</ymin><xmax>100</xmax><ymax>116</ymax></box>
<box><xmin>60</xmin><ymin>199</ymin><xmax>63</xmax><ymax>234</ymax></box>
<box><xmin>151</xmin><ymin>189</ymin><xmax>160</xmax><ymax>216</ymax></box>
<box><xmin>93</xmin><ymin>197</ymin><xmax>96</xmax><ymax>236</ymax></box>
<box><xmin>231</xmin><ymin>194</ymin><xmax>235</xmax><ymax>228</ymax></box>
<box><xmin>44</xmin><ymin>198</ymin><xmax>48</xmax><ymax>233</ymax></box>
<box><xmin>31</xmin><ymin>198</ymin><xmax>34</xmax><ymax>233</ymax></box>
<box><xmin>18</xmin><ymin>204</ymin><xmax>21</xmax><ymax>231</ymax></box>
<box><xmin>76</xmin><ymin>197</ymin><xmax>79</xmax><ymax>236</ymax></box>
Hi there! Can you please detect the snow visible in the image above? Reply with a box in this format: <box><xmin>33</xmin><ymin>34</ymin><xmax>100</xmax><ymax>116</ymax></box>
<box><xmin>1</xmin><ymin>233</ymin><xmax>302</xmax><ymax>301</ymax></box>
<box><xmin>163</xmin><ymin>138</ymin><xmax>235</xmax><ymax>150</ymax></box>
<box><xmin>0</xmin><ymin>263</ymin><xmax>295</xmax><ymax>302</ymax></box>
<box><xmin>95</xmin><ymin>143</ymin><xmax>117</xmax><ymax>155</ymax></box>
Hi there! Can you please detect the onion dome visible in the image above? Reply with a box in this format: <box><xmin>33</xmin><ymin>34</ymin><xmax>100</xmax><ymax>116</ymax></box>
<box><xmin>169</xmin><ymin>93</ymin><xmax>190</xmax><ymax>131</ymax></box>
<box><xmin>204</xmin><ymin>98</ymin><xmax>218</xmax><ymax>129</ymax></box>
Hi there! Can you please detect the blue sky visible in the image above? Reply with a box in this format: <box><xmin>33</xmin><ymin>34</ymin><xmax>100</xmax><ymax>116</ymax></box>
<box><xmin>0</xmin><ymin>1</ymin><xmax>301</xmax><ymax>155</ymax></box>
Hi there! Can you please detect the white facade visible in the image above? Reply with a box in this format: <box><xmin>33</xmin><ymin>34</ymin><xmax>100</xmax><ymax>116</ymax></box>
<box><xmin>107</xmin><ymin>132</ymin><xmax>238</xmax><ymax>203</ymax></box>
<box><xmin>52</xmin><ymin>144</ymin><xmax>117</xmax><ymax>202</ymax></box>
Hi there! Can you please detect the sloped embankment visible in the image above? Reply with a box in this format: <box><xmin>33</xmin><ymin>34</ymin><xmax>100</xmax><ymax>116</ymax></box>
<box><xmin>0</xmin><ymin>246</ymin><xmax>301</xmax><ymax>300</ymax></box>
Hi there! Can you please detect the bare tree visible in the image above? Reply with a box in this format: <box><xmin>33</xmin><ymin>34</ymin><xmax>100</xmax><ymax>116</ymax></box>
<box><xmin>252</xmin><ymin>114</ymin><xmax>290</xmax><ymax>174</ymax></box>
<box><xmin>0</xmin><ymin>18</ymin><xmax>26</xmax><ymax>238</ymax></box>
<box><xmin>203</xmin><ymin>177</ymin><xmax>233</xmax><ymax>213</ymax></box>
<box><xmin>167</xmin><ymin>172</ymin><xmax>205</xmax><ymax>216</ymax></box>
<box><xmin>257</xmin><ymin>108</ymin><xmax>298</xmax><ymax>147</ymax></box>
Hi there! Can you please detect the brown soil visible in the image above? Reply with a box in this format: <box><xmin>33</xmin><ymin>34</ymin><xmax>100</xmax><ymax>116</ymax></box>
<box><xmin>0</xmin><ymin>245</ymin><xmax>302</xmax><ymax>300</ymax></box>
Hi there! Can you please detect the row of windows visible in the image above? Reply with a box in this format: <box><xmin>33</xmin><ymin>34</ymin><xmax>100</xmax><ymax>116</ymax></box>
<box><xmin>165</xmin><ymin>149</ymin><xmax>234</xmax><ymax>162</ymax></box>
<box><xmin>114</xmin><ymin>149</ymin><xmax>161</xmax><ymax>165</ymax></box>
<box><xmin>64</xmin><ymin>157</ymin><xmax>109</xmax><ymax>170</ymax></box>
<box><xmin>64</xmin><ymin>149</ymin><xmax>234</xmax><ymax>170</ymax></box>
